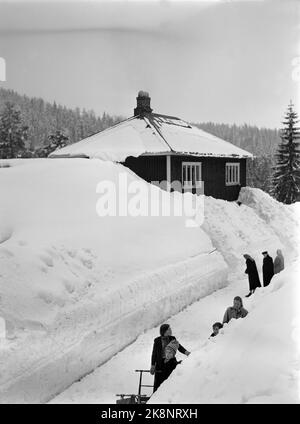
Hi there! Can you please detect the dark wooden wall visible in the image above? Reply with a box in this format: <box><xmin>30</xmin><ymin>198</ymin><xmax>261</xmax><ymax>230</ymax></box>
<box><xmin>123</xmin><ymin>155</ymin><xmax>166</xmax><ymax>183</ymax></box>
<box><xmin>122</xmin><ymin>155</ymin><xmax>247</xmax><ymax>201</ymax></box>
<box><xmin>171</xmin><ymin>156</ymin><xmax>246</xmax><ymax>201</ymax></box>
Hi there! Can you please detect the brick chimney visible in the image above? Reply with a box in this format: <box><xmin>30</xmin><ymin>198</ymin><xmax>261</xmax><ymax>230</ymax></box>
<box><xmin>134</xmin><ymin>91</ymin><xmax>153</xmax><ymax>117</ymax></box>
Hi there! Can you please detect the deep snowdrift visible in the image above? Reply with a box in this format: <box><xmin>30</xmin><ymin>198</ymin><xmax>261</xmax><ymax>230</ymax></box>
<box><xmin>0</xmin><ymin>158</ymin><xmax>226</xmax><ymax>403</ymax></box>
<box><xmin>0</xmin><ymin>158</ymin><xmax>220</xmax><ymax>327</ymax></box>
<box><xmin>50</xmin><ymin>189</ymin><xmax>300</xmax><ymax>404</ymax></box>
<box><xmin>149</xmin><ymin>259</ymin><xmax>300</xmax><ymax>404</ymax></box>
<box><xmin>0</xmin><ymin>158</ymin><xmax>298</xmax><ymax>403</ymax></box>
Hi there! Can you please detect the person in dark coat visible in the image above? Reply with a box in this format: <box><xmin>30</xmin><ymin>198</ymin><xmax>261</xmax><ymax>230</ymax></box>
<box><xmin>223</xmin><ymin>296</ymin><xmax>248</xmax><ymax>324</ymax></box>
<box><xmin>150</xmin><ymin>324</ymin><xmax>190</xmax><ymax>392</ymax></box>
<box><xmin>262</xmin><ymin>251</ymin><xmax>274</xmax><ymax>286</ymax></box>
<box><xmin>274</xmin><ymin>249</ymin><xmax>284</xmax><ymax>274</ymax></box>
<box><xmin>243</xmin><ymin>254</ymin><xmax>261</xmax><ymax>297</ymax></box>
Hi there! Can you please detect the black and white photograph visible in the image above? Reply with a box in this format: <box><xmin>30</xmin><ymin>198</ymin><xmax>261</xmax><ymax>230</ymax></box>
<box><xmin>0</xmin><ymin>0</ymin><xmax>299</xmax><ymax>409</ymax></box>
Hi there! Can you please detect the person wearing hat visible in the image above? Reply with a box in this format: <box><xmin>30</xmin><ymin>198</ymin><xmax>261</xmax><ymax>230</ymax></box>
<box><xmin>262</xmin><ymin>251</ymin><xmax>274</xmax><ymax>286</ymax></box>
<box><xmin>150</xmin><ymin>324</ymin><xmax>190</xmax><ymax>392</ymax></box>
<box><xmin>223</xmin><ymin>296</ymin><xmax>248</xmax><ymax>324</ymax></box>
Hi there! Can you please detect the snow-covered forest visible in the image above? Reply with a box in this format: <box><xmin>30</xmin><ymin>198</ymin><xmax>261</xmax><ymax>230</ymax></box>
<box><xmin>0</xmin><ymin>88</ymin><xmax>280</xmax><ymax>193</ymax></box>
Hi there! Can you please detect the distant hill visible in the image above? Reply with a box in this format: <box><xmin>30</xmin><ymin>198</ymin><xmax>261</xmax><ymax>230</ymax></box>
<box><xmin>193</xmin><ymin>122</ymin><xmax>280</xmax><ymax>156</ymax></box>
<box><xmin>0</xmin><ymin>87</ymin><xmax>123</xmax><ymax>151</ymax></box>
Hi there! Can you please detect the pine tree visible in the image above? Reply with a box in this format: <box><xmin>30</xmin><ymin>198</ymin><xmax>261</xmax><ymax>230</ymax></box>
<box><xmin>0</xmin><ymin>102</ymin><xmax>28</xmax><ymax>158</ymax></box>
<box><xmin>272</xmin><ymin>101</ymin><xmax>300</xmax><ymax>204</ymax></box>
<box><xmin>43</xmin><ymin>130</ymin><xmax>69</xmax><ymax>157</ymax></box>
<box><xmin>247</xmin><ymin>155</ymin><xmax>275</xmax><ymax>194</ymax></box>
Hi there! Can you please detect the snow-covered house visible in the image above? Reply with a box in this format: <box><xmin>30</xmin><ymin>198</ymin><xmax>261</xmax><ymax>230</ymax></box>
<box><xmin>50</xmin><ymin>91</ymin><xmax>253</xmax><ymax>200</ymax></box>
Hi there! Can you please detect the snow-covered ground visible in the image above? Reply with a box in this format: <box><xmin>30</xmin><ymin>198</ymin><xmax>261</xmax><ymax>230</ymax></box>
<box><xmin>0</xmin><ymin>158</ymin><xmax>226</xmax><ymax>403</ymax></box>
<box><xmin>149</xmin><ymin>259</ymin><xmax>300</xmax><ymax>404</ymax></box>
<box><xmin>0</xmin><ymin>158</ymin><xmax>299</xmax><ymax>403</ymax></box>
<box><xmin>47</xmin><ymin>276</ymin><xmax>252</xmax><ymax>404</ymax></box>
<box><xmin>51</xmin><ymin>259</ymin><xmax>300</xmax><ymax>404</ymax></box>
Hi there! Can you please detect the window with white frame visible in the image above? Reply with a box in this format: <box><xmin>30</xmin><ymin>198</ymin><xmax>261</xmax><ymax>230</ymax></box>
<box><xmin>182</xmin><ymin>162</ymin><xmax>202</xmax><ymax>188</ymax></box>
<box><xmin>225</xmin><ymin>162</ymin><xmax>240</xmax><ymax>185</ymax></box>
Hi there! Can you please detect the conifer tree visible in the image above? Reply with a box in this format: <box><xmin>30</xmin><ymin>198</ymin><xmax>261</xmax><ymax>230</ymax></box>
<box><xmin>0</xmin><ymin>102</ymin><xmax>28</xmax><ymax>158</ymax></box>
<box><xmin>42</xmin><ymin>130</ymin><xmax>69</xmax><ymax>157</ymax></box>
<box><xmin>272</xmin><ymin>102</ymin><xmax>300</xmax><ymax>204</ymax></box>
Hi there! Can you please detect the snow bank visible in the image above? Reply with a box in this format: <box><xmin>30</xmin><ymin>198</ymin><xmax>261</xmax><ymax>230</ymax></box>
<box><xmin>149</xmin><ymin>258</ymin><xmax>300</xmax><ymax>404</ymax></box>
<box><xmin>238</xmin><ymin>187</ymin><xmax>300</xmax><ymax>256</ymax></box>
<box><xmin>0</xmin><ymin>158</ymin><xmax>227</xmax><ymax>403</ymax></box>
<box><xmin>196</xmin><ymin>199</ymin><xmax>284</xmax><ymax>274</ymax></box>
<box><xmin>0</xmin><ymin>158</ymin><xmax>217</xmax><ymax>327</ymax></box>
<box><xmin>50</xmin><ymin>185</ymin><xmax>300</xmax><ymax>405</ymax></box>
<box><xmin>0</xmin><ymin>158</ymin><xmax>298</xmax><ymax>403</ymax></box>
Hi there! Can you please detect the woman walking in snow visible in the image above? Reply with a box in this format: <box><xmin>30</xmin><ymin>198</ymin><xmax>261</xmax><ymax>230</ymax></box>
<box><xmin>150</xmin><ymin>324</ymin><xmax>190</xmax><ymax>392</ymax></box>
<box><xmin>243</xmin><ymin>254</ymin><xmax>261</xmax><ymax>297</ymax></box>
<box><xmin>274</xmin><ymin>249</ymin><xmax>284</xmax><ymax>274</ymax></box>
<box><xmin>223</xmin><ymin>296</ymin><xmax>248</xmax><ymax>324</ymax></box>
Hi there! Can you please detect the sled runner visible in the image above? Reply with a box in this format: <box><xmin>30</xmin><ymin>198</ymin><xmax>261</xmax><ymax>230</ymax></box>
<box><xmin>116</xmin><ymin>369</ymin><xmax>156</xmax><ymax>404</ymax></box>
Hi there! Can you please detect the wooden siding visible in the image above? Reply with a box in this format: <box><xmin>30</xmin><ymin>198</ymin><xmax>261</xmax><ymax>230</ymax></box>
<box><xmin>123</xmin><ymin>155</ymin><xmax>167</xmax><ymax>183</ymax></box>
<box><xmin>171</xmin><ymin>156</ymin><xmax>246</xmax><ymax>201</ymax></box>
<box><xmin>123</xmin><ymin>155</ymin><xmax>247</xmax><ymax>201</ymax></box>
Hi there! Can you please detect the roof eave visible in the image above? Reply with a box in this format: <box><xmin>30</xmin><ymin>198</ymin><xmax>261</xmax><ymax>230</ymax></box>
<box><xmin>49</xmin><ymin>153</ymin><xmax>90</xmax><ymax>159</ymax></box>
<box><xmin>140</xmin><ymin>151</ymin><xmax>253</xmax><ymax>159</ymax></box>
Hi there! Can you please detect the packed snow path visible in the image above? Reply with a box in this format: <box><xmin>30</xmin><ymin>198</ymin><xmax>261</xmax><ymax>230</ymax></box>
<box><xmin>50</xmin><ymin>276</ymin><xmax>244</xmax><ymax>403</ymax></box>
<box><xmin>48</xmin><ymin>275</ymin><xmax>256</xmax><ymax>403</ymax></box>
<box><xmin>50</xmin><ymin>260</ymin><xmax>300</xmax><ymax>404</ymax></box>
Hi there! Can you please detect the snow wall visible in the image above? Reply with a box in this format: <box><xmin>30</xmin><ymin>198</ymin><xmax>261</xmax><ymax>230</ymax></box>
<box><xmin>0</xmin><ymin>158</ymin><xmax>298</xmax><ymax>403</ymax></box>
<box><xmin>0</xmin><ymin>159</ymin><xmax>227</xmax><ymax>403</ymax></box>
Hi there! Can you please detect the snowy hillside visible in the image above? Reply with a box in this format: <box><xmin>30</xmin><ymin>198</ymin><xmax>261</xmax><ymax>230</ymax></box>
<box><xmin>0</xmin><ymin>158</ymin><xmax>298</xmax><ymax>403</ymax></box>
<box><xmin>0</xmin><ymin>158</ymin><xmax>226</xmax><ymax>403</ymax></box>
<box><xmin>50</xmin><ymin>189</ymin><xmax>300</xmax><ymax>405</ymax></box>
<box><xmin>149</xmin><ymin>259</ymin><xmax>300</xmax><ymax>404</ymax></box>
<box><xmin>50</xmin><ymin>260</ymin><xmax>300</xmax><ymax>404</ymax></box>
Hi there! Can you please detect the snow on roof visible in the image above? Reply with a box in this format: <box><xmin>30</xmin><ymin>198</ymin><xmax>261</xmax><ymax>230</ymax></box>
<box><xmin>50</xmin><ymin>114</ymin><xmax>253</xmax><ymax>161</ymax></box>
<box><xmin>150</xmin><ymin>114</ymin><xmax>253</xmax><ymax>158</ymax></box>
<box><xmin>49</xmin><ymin>117</ymin><xmax>169</xmax><ymax>162</ymax></box>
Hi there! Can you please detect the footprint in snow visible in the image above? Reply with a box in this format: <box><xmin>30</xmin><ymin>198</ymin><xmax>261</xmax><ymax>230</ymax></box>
<box><xmin>67</xmin><ymin>249</ymin><xmax>77</xmax><ymax>258</ymax></box>
<box><xmin>39</xmin><ymin>254</ymin><xmax>54</xmax><ymax>267</ymax></box>
<box><xmin>80</xmin><ymin>258</ymin><xmax>93</xmax><ymax>269</ymax></box>
<box><xmin>62</xmin><ymin>279</ymin><xmax>75</xmax><ymax>294</ymax></box>
<box><xmin>39</xmin><ymin>266</ymin><xmax>48</xmax><ymax>273</ymax></box>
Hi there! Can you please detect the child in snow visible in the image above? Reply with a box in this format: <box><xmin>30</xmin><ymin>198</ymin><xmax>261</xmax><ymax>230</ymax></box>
<box><xmin>223</xmin><ymin>296</ymin><xmax>248</xmax><ymax>324</ymax></box>
<box><xmin>164</xmin><ymin>338</ymin><xmax>180</xmax><ymax>362</ymax></box>
<box><xmin>210</xmin><ymin>322</ymin><xmax>223</xmax><ymax>338</ymax></box>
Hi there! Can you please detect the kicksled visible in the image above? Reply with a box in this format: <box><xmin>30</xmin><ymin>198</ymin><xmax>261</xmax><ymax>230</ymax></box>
<box><xmin>116</xmin><ymin>369</ymin><xmax>159</xmax><ymax>404</ymax></box>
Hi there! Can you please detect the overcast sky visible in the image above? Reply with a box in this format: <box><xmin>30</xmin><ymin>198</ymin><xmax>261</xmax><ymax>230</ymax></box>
<box><xmin>0</xmin><ymin>0</ymin><xmax>299</xmax><ymax>128</ymax></box>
